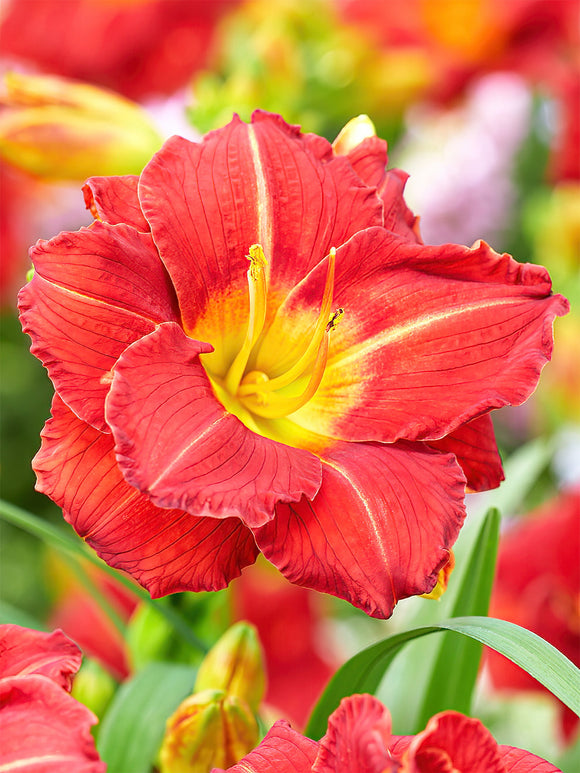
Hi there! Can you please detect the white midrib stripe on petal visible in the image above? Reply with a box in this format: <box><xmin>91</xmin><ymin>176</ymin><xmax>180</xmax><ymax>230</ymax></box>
<box><xmin>146</xmin><ymin>412</ymin><xmax>230</xmax><ymax>492</ymax></box>
<box><xmin>247</xmin><ymin>125</ymin><xmax>274</xmax><ymax>277</ymax></box>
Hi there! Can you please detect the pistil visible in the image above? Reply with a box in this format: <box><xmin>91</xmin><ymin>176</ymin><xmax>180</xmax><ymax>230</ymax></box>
<box><xmin>224</xmin><ymin>244</ymin><xmax>268</xmax><ymax>396</ymax></box>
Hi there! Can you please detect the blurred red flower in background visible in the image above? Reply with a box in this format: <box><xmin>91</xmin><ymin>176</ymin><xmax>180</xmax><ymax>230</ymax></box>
<box><xmin>488</xmin><ymin>486</ymin><xmax>580</xmax><ymax>742</ymax></box>
<box><xmin>47</xmin><ymin>560</ymin><xmax>138</xmax><ymax>682</ymax></box>
<box><xmin>338</xmin><ymin>0</ymin><xmax>578</xmax><ymax>94</ymax></box>
<box><xmin>338</xmin><ymin>0</ymin><xmax>580</xmax><ymax>181</ymax></box>
<box><xmin>234</xmin><ymin>561</ymin><xmax>337</xmax><ymax>728</ymax></box>
<box><xmin>0</xmin><ymin>0</ymin><xmax>241</xmax><ymax>100</ymax></box>
<box><xmin>19</xmin><ymin>111</ymin><xmax>567</xmax><ymax>619</ymax></box>
<box><xmin>214</xmin><ymin>693</ymin><xmax>561</xmax><ymax>772</ymax></box>
<box><xmin>0</xmin><ymin>624</ymin><xmax>105</xmax><ymax>772</ymax></box>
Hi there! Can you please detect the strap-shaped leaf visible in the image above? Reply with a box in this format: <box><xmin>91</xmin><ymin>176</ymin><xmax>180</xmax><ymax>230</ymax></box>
<box><xmin>97</xmin><ymin>662</ymin><xmax>197</xmax><ymax>773</ymax></box>
<box><xmin>359</xmin><ymin>507</ymin><xmax>499</xmax><ymax>733</ymax></box>
<box><xmin>413</xmin><ymin>508</ymin><xmax>499</xmax><ymax>729</ymax></box>
<box><xmin>306</xmin><ymin>616</ymin><xmax>580</xmax><ymax>740</ymax></box>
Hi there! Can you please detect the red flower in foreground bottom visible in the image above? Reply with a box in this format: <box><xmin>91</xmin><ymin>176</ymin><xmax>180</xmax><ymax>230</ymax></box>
<box><xmin>20</xmin><ymin>111</ymin><xmax>568</xmax><ymax>617</ymax></box>
<box><xmin>214</xmin><ymin>693</ymin><xmax>561</xmax><ymax>772</ymax></box>
<box><xmin>0</xmin><ymin>624</ymin><xmax>104</xmax><ymax>772</ymax></box>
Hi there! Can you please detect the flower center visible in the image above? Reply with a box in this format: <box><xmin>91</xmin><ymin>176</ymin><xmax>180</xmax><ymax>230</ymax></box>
<box><xmin>221</xmin><ymin>244</ymin><xmax>342</xmax><ymax>420</ymax></box>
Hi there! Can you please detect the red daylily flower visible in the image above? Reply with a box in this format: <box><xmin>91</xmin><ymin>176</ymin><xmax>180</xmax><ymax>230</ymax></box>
<box><xmin>488</xmin><ymin>486</ymin><xmax>580</xmax><ymax>742</ymax></box>
<box><xmin>0</xmin><ymin>624</ymin><xmax>105</xmax><ymax>772</ymax></box>
<box><xmin>19</xmin><ymin>111</ymin><xmax>568</xmax><ymax>618</ymax></box>
<box><xmin>0</xmin><ymin>0</ymin><xmax>241</xmax><ymax>100</ymax></box>
<box><xmin>213</xmin><ymin>693</ymin><xmax>561</xmax><ymax>772</ymax></box>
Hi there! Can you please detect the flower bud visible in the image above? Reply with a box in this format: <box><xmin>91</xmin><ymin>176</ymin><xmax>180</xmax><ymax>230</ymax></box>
<box><xmin>0</xmin><ymin>72</ymin><xmax>163</xmax><ymax>181</ymax></box>
<box><xmin>159</xmin><ymin>689</ymin><xmax>259</xmax><ymax>773</ymax></box>
<box><xmin>332</xmin><ymin>114</ymin><xmax>376</xmax><ymax>156</ymax></box>
<box><xmin>194</xmin><ymin>622</ymin><xmax>266</xmax><ymax>712</ymax></box>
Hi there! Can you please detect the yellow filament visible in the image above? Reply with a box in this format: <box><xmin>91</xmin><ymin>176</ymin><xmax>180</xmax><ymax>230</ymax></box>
<box><xmin>237</xmin><ymin>248</ymin><xmax>337</xmax><ymax>397</ymax></box>
<box><xmin>240</xmin><ymin>308</ymin><xmax>343</xmax><ymax>419</ymax></box>
<box><xmin>224</xmin><ymin>245</ymin><xmax>268</xmax><ymax>396</ymax></box>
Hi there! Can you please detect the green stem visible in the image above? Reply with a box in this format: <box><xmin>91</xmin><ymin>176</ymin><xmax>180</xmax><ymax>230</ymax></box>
<box><xmin>0</xmin><ymin>499</ymin><xmax>208</xmax><ymax>654</ymax></box>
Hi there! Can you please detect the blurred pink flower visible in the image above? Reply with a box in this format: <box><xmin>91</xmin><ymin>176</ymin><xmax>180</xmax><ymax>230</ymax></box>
<box><xmin>396</xmin><ymin>73</ymin><xmax>532</xmax><ymax>247</ymax></box>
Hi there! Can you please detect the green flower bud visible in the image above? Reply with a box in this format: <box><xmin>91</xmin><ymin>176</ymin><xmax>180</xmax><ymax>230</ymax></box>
<box><xmin>159</xmin><ymin>689</ymin><xmax>259</xmax><ymax>773</ymax></box>
<box><xmin>194</xmin><ymin>622</ymin><xmax>266</xmax><ymax>712</ymax></box>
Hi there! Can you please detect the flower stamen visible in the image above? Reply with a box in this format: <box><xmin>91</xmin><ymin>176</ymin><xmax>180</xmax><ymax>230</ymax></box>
<box><xmin>238</xmin><ymin>248</ymin><xmax>337</xmax><ymax>397</ymax></box>
<box><xmin>240</xmin><ymin>307</ymin><xmax>343</xmax><ymax>419</ymax></box>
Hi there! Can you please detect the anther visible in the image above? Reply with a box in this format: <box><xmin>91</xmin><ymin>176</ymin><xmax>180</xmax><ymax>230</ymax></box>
<box><xmin>326</xmin><ymin>307</ymin><xmax>344</xmax><ymax>332</ymax></box>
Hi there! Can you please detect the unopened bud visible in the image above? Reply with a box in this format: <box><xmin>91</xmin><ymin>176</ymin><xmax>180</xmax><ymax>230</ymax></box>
<box><xmin>159</xmin><ymin>689</ymin><xmax>259</xmax><ymax>773</ymax></box>
<box><xmin>194</xmin><ymin>622</ymin><xmax>265</xmax><ymax>713</ymax></box>
<box><xmin>0</xmin><ymin>72</ymin><xmax>163</xmax><ymax>181</ymax></box>
<box><xmin>332</xmin><ymin>114</ymin><xmax>376</xmax><ymax>156</ymax></box>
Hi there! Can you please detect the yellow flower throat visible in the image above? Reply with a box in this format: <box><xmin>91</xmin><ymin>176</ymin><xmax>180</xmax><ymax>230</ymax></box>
<box><xmin>219</xmin><ymin>244</ymin><xmax>343</xmax><ymax>420</ymax></box>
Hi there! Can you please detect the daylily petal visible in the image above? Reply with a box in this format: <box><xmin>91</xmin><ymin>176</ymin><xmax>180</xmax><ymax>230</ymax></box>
<box><xmin>49</xmin><ymin>589</ymin><xmax>131</xmax><ymax>682</ymax></box>
<box><xmin>18</xmin><ymin>221</ymin><xmax>179</xmax><ymax>431</ymax></box>
<box><xmin>0</xmin><ymin>674</ymin><xmax>104</xmax><ymax>773</ymax></box>
<box><xmin>314</xmin><ymin>694</ymin><xmax>395</xmax><ymax>773</ymax></box>
<box><xmin>137</xmin><ymin>111</ymin><xmax>382</xmax><ymax>354</ymax></box>
<box><xmin>338</xmin><ymin>134</ymin><xmax>421</xmax><ymax>243</ymax></box>
<box><xmin>427</xmin><ymin>414</ymin><xmax>504</xmax><ymax>492</ymax></box>
<box><xmin>34</xmin><ymin>395</ymin><xmax>258</xmax><ymax>596</ymax></box>
<box><xmin>378</xmin><ymin>169</ymin><xmax>422</xmax><ymax>243</ymax></box>
<box><xmin>255</xmin><ymin>441</ymin><xmax>465</xmax><ymax>618</ymax></box>
<box><xmin>288</xmin><ymin>228</ymin><xmax>568</xmax><ymax>443</ymax></box>
<box><xmin>213</xmin><ymin>719</ymin><xmax>318</xmax><ymax>773</ymax></box>
<box><xmin>82</xmin><ymin>175</ymin><xmax>150</xmax><ymax>231</ymax></box>
<box><xmin>339</xmin><ymin>134</ymin><xmax>389</xmax><ymax>189</ymax></box>
<box><xmin>0</xmin><ymin>625</ymin><xmax>81</xmax><ymax>691</ymax></box>
<box><xmin>106</xmin><ymin>322</ymin><xmax>322</xmax><ymax>528</ymax></box>
<box><xmin>499</xmin><ymin>746</ymin><xmax>562</xmax><ymax>772</ymax></box>
<box><xmin>401</xmin><ymin>712</ymin><xmax>505</xmax><ymax>773</ymax></box>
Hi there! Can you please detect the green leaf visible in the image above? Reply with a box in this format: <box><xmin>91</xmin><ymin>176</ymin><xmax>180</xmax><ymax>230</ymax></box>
<box><xmin>370</xmin><ymin>507</ymin><xmax>499</xmax><ymax>733</ymax></box>
<box><xmin>305</xmin><ymin>617</ymin><xmax>580</xmax><ymax>740</ymax></box>
<box><xmin>97</xmin><ymin>662</ymin><xmax>197</xmax><ymax>773</ymax></box>
<box><xmin>557</xmin><ymin>732</ymin><xmax>580</xmax><ymax>773</ymax></box>
<box><xmin>413</xmin><ymin>508</ymin><xmax>499</xmax><ymax>729</ymax></box>
<box><xmin>471</xmin><ymin>437</ymin><xmax>555</xmax><ymax>517</ymax></box>
<box><xmin>441</xmin><ymin>617</ymin><xmax>580</xmax><ymax>714</ymax></box>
